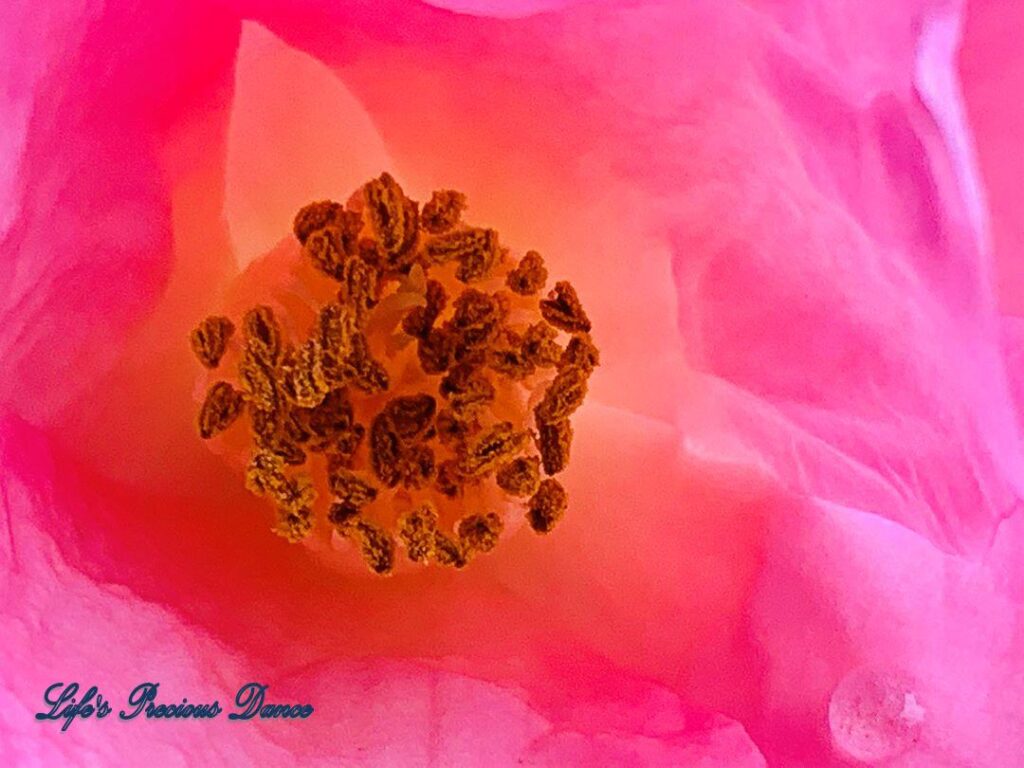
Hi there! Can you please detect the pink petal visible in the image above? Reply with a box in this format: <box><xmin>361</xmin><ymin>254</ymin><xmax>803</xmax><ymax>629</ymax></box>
<box><xmin>4</xmin><ymin>0</ymin><xmax>1022</xmax><ymax>765</ymax></box>
<box><xmin>664</xmin><ymin>1</ymin><xmax>1024</xmax><ymax>554</ymax></box>
<box><xmin>960</xmin><ymin>0</ymin><xmax>1024</xmax><ymax>314</ymax></box>
<box><xmin>0</xmin><ymin>0</ymin><xmax>240</xmax><ymax>427</ymax></box>
<box><xmin>746</xmin><ymin>497</ymin><xmax>1024</xmax><ymax>765</ymax></box>
<box><xmin>1</xmin><ymin>410</ymin><xmax>767</xmax><ymax>764</ymax></box>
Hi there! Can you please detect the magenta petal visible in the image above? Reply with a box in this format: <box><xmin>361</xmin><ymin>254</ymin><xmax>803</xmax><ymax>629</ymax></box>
<box><xmin>669</xmin><ymin>1</ymin><xmax>1023</xmax><ymax>554</ymax></box>
<box><xmin>960</xmin><ymin>0</ymin><xmax>1024</xmax><ymax>314</ymax></box>
<box><xmin>0</xmin><ymin>1</ymin><xmax>240</xmax><ymax>424</ymax></box>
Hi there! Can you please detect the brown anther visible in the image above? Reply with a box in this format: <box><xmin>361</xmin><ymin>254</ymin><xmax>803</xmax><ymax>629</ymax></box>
<box><xmin>456</xmin><ymin>232</ymin><xmax>499</xmax><ymax>283</ymax></box>
<box><xmin>300</xmin><ymin>389</ymin><xmax>357</xmax><ymax>449</ymax></box>
<box><xmin>193</xmin><ymin>173</ymin><xmax>598</xmax><ymax>573</ymax></box>
<box><xmin>488</xmin><ymin>329</ymin><xmax>535</xmax><ymax>380</ymax></box>
<box><xmin>190</xmin><ymin>316</ymin><xmax>235</xmax><ymax>368</ymax></box>
<box><xmin>560</xmin><ymin>333</ymin><xmax>600</xmax><ymax>373</ymax></box>
<box><xmin>244</xmin><ymin>451</ymin><xmax>316</xmax><ymax>517</ymax></box>
<box><xmin>425</xmin><ymin>279</ymin><xmax>447</xmax><ymax>316</ymax></box>
<box><xmin>424</xmin><ymin>228</ymin><xmax>499</xmax><ymax>284</ymax></box>
<box><xmin>539</xmin><ymin>281</ymin><xmax>591</xmax><ymax>333</ymax></box>
<box><xmin>420</xmin><ymin>189</ymin><xmax>466</xmax><ymax>234</ymax></box>
<box><xmin>450</xmin><ymin>289</ymin><xmax>506</xmax><ymax>357</ymax></box>
<box><xmin>440</xmin><ymin>365</ymin><xmax>495</xmax><ymax>413</ymax></box>
<box><xmin>417</xmin><ymin>327</ymin><xmax>456</xmax><ymax>374</ymax></box>
<box><xmin>293</xmin><ymin>201</ymin><xmax>359</xmax><ymax>247</ymax></box>
<box><xmin>294</xmin><ymin>389</ymin><xmax>364</xmax><ymax>455</ymax></box>
<box><xmin>534</xmin><ymin>366</ymin><xmax>588</xmax><ymax>424</ymax></box>
<box><xmin>363</xmin><ymin>172</ymin><xmax>418</xmax><ymax>267</ymax></box>
<box><xmin>506</xmin><ymin>250</ymin><xmax>548</xmax><ymax>296</ymax></box>
<box><xmin>338</xmin><ymin>255</ymin><xmax>380</xmax><ymax>323</ymax></box>
<box><xmin>402</xmin><ymin>307</ymin><xmax>432</xmax><ymax>339</ymax></box>
<box><xmin>370</xmin><ymin>408</ymin><xmax>437</xmax><ymax>489</ymax></box>
<box><xmin>262</xmin><ymin>435</ymin><xmax>307</xmax><ymax>467</ymax></box>
<box><xmin>317</xmin><ymin>303</ymin><xmax>356</xmax><ymax>384</ymax></box>
<box><xmin>460</xmin><ymin>422</ymin><xmax>529</xmax><ymax>478</ymax></box>
<box><xmin>369</xmin><ymin>413</ymin><xmax>402</xmax><ymax>488</ymax></box>
<box><xmin>331</xmin><ymin>423</ymin><xmax>366</xmax><ymax>462</ymax></box>
<box><xmin>243</xmin><ymin>305</ymin><xmax>284</xmax><ymax>366</ymax></box>
<box><xmin>274</xmin><ymin>505</ymin><xmax>314</xmax><ymax>543</ymax></box>
<box><xmin>496</xmin><ymin>456</ymin><xmax>541</xmax><ymax>497</ymax></box>
<box><xmin>327</xmin><ymin>461</ymin><xmax>378</xmax><ymax>508</ymax></box>
<box><xmin>397</xmin><ymin>443</ymin><xmax>437</xmax><ymax>490</ymax></box>
<box><xmin>293</xmin><ymin>200</ymin><xmax>342</xmax><ymax>244</ymax></box>
<box><xmin>198</xmin><ymin>381</ymin><xmax>245</xmax><ymax>439</ymax></box>
<box><xmin>273</xmin><ymin>474</ymin><xmax>317</xmax><ymax>515</ymax></box>
<box><xmin>457</xmin><ymin>512</ymin><xmax>503</xmax><ymax>554</ymax></box>
<box><xmin>239</xmin><ymin>352</ymin><xmax>280</xmax><ymax>413</ymax></box>
<box><xmin>381</xmin><ymin>394</ymin><xmax>437</xmax><ymax>443</ymax></box>
<box><xmin>436</xmin><ymin>407</ymin><xmax>479</xmax><ymax>446</ymax></box>
<box><xmin>398</xmin><ymin>504</ymin><xmax>440</xmax><ymax>563</ymax></box>
<box><xmin>349</xmin><ymin>350</ymin><xmax>390</xmax><ymax>395</ymax></box>
<box><xmin>351</xmin><ymin>520</ymin><xmax>396</xmax><ymax>575</ymax></box>
<box><xmin>281</xmin><ymin>338</ymin><xmax>329</xmax><ymax>408</ymax></box>
<box><xmin>250</xmin><ymin>407</ymin><xmax>284</xmax><ymax>447</ymax></box>
<box><xmin>304</xmin><ymin>227</ymin><xmax>349</xmax><ymax>281</ymax></box>
<box><xmin>252</xmin><ymin>404</ymin><xmax>307</xmax><ymax>466</ymax></box>
<box><xmin>433</xmin><ymin>532</ymin><xmax>468</xmax><ymax>569</ymax></box>
<box><xmin>327</xmin><ymin>501</ymin><xmax>360</xmax><ymax>531</ymax></box>
<box><xmin>284</xmin><ymin>408</ymin><xmax>313</xmax><ymax>444</ymax></box>
<box><xmin>401</xmin><ymin>279</ymin><xmax>447</xmax><ymax>339</ymax></box>
<box><xmin>538</xmin><ymin>419</ymin><xmax>572</xmax><ymax>475</ymax></box>
<box><xmin>318</xmin><ymin>304</ymin><xmax>389</xmax><ymax>393</ymax></box>
<box><xmin>522</xmin><ymin>322</ymin><xmax>562</xmax><ymax>369</ymax></box>
<box><xmin>527</xmin><ymin>478</ymin><xmax>567</xmax><ymax>534</ymax></box>
<box><xmin>245</xmin><ymin>451</ymin><xmax>287</xmax><ymax>497</ymax></box>
<box><xmin>435</xmin><ymin>458</ymin><xmax>464</xmax><ymax>497</ymax></box>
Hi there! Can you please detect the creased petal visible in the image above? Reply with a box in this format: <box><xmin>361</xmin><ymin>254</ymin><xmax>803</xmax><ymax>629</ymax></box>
<box><xmin>0</xmin><ymin>0</ymin><xmax>241</xmax><ymax>426</ymax></box>
<box><xmin>664</xmin><ymin>0</ymin><xmax>1023</xmax><ymax>554</ymax></box>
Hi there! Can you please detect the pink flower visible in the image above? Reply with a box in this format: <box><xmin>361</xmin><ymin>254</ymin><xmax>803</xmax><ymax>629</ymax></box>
<box><xmin>2</xmin><ymin>0</ymin><xmax>1021</xmax><ymax>765</ymax></box>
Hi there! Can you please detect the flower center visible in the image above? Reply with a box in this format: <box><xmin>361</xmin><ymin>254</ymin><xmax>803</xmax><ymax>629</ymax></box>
<box><xmin>190</xmin><ymin>173</ymin><xmax>598</xmax><ymax>575</ymax></box>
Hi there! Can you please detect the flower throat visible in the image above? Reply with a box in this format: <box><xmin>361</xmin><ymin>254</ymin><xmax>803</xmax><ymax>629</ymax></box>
<box><xmin>190</xmin><ymin>173</ymin><xmax>598</xmax><ymax>575</ymax></box>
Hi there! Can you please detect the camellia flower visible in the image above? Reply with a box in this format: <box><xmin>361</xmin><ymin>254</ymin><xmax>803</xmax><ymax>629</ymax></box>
<box><xmin>2</xmin><ymin>0</ymin><xmax>1022</xmax><ymax>765</ymax></box>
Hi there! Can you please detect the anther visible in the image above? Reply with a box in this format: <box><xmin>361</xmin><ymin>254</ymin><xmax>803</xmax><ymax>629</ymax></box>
<box><xmin>506</xmin><ymin>251</ymin><xmax>547</xmax><ymax>296</ymax></box>
<box><xmin>190</xmin><ymin>316</ymin><xmax>235</xmax><ymax>368</ymax></box>
<box><xmin>540</xmin><ymin>281</ymin><xmax>591</xmax><ymax>333</ymax></box>
<box><xmin>192</xmin><ymin>172</ymin><xmax>598</xmax><ymax>573</ymax></box>
<box><xmin>527</xmin><ymin>479</ymin><xmax>568</xmax><ymax>534</ymax></box>
<box><xmin>420</xmin><ymin>190</ymin><xmax>467</xmax><ymax>235</ymax></box>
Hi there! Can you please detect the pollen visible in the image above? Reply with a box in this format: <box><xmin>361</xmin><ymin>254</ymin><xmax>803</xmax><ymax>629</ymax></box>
<box><xmin>190</xmin><ymin>316</ymin><xmax>235</xmax><ymax>368</ymax></box>
<box><xmin>506</xmin><ymin>251</ymin><xmax>547</xmax><ymax>296</ymax></box>
<box><xmin>190</xmin><ymin>173</ymin><xmax>598</xmax><ymax>572</ymax></box>
<box><xmin>198</xmin><ymin>381</ymin><xmax>245</xmax><ymax>439</ymax></box>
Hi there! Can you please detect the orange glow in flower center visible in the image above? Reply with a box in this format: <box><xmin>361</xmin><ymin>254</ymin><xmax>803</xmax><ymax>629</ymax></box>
<box><xmin>190</xmin><ymin>173</ymin><xmax>598</xmax><ymax>574</ymax></box>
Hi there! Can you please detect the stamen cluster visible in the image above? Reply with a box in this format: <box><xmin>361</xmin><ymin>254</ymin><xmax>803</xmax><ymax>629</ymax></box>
<box><xmin>191</xmin><ymin>173</ymin><xmax>598</xmax><ymax>574</ymax></box>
